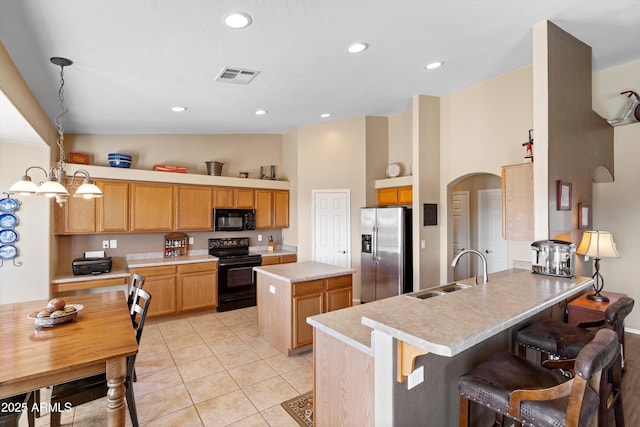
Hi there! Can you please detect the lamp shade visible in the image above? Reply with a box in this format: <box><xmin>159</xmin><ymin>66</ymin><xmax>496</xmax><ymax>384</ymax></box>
<box><xmin>74</xmin><ymin>179</ymin><xmax>103</xmax><ymax>199</ymax></box>
<box><xmin>576</xmin><ymin>231</ymin><xmax>619</xmax><ymax>258</ymax></box>
<box><xmin>35</xmin><ymin>176</ymin><xmax>69</xmax><ymax>197</ymax></box>
<box><xmin>8</xmin><ymin>176</ymin><xmax>38</xmax><ymax>195</ymax></box>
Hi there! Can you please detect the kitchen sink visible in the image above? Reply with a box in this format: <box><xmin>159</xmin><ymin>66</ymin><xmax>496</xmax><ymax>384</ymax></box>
<box><xmin>406</xmin><ymin>283</ymin><xmax>472</xmax><ymax>299</ymax></box>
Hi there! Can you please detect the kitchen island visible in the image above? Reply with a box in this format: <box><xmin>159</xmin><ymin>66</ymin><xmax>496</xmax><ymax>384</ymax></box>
<box><xmin>307</xmin><ymin>269</ymin><xmax>594</xmax><ymax>426</ymax></box>
<box><xmin>254</xmin><ymin>261</ymin><xmax>355</xmax><ymax>355</ymax></box>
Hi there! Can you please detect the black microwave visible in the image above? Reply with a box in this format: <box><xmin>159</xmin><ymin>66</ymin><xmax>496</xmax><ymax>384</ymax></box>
<box><xmin>213</xmin><ymin>208</ymin><xmax>256</xmax><ymax>231</ymax></box>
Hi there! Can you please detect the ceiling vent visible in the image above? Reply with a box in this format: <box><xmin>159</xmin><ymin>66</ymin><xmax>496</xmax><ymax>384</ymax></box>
<box><xmin>215</xmin><ymin>67</ymin><xmax>260</xmax><ymax>85</ymax></box>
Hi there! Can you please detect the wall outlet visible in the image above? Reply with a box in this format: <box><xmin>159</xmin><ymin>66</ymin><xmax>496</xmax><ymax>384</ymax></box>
<box><xmin>109</xmin><ymin>239</ymin><xmax>117</xmax><ymax>249</ymax></box>
<box><xmin>188</xmin><ymin>237</ymin><xmax>194</xmax><ymax>245</ymax></box>
<box><xmin>421</xmin><ymin>240</ymin><xmax>426</xmax><ymax>249</ymax></box>
<box><xmin>269</xmin><ymin>285</ymin><xmax>275</xmax><ymax>294</ymax></box>
<box><xmin>407</xmin><ymin>365</ymin><xmax>424</xmax><ymax>390</ymax></box>
<box><xmin>258</xmin><ymin>234</ymin><xmax>263</xmax><ymax>242</ymax></box>
<box><xmin>102</xmin><ymin>240</ymin><xmax>109</xmax><ymax>249</ymax></box>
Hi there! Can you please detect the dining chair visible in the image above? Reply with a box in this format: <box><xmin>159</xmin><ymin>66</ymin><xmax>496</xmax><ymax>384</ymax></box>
<box><xmin>0</xmin><ymin>393</ymin><xmax>34</xmax><ymax>427</ymax></box>
<box><xmin>458</xmin><ymin>328</ymin><xmax>619</xmax><ymax>427</ymax></box>
<box><xmin>127</xmin><ymin>273</ymin><xmax>145</xmax><ymax>322</ymax></box>
<box><xmin>48</xmin><ymin>288</ymin><xmax>152</xmax><ymax>427</ymax></box>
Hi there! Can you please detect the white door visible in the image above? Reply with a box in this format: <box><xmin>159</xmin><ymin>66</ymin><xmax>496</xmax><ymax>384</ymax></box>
<box><xmin>313</xmin><ymin>190</ymin><xmax>350</xmax><ymax>267</ymax></box>
<box><xmin>452</xmin><ymin>191</ymin><xmax>470</xmax><ymax>280</ymax></box>
<box><xmin>478</xmin><ymin>189</ymin><xmax>508</xmax><ymax>273</ymax></box>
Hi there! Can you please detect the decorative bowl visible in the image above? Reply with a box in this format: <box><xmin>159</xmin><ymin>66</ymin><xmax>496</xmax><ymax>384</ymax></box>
<box><xmin>108</xmin><ymin>152</ymin><xmax>132</xmax><ymax>160</ymax></box>
<box><xmin>109</xmin><ymin>159</ymin><xmax>132</xmax><ymax>168</ymax></box>
<box><xmin>28</xmin><ymin>304</ymin><xmax>83</xmax><ymax>327</ymax></box>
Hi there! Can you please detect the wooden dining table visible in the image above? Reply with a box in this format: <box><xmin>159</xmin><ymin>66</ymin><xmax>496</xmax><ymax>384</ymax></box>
<box><xmin>0</xmin><ymin>291</ymin><xmax>138</xmax><ymax>427</ymax></box>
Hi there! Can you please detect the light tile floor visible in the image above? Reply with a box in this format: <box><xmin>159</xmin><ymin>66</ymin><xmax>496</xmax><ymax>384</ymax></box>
<box><xmin>21</xmin><ymin>306</ymin><xmax>310</xmax><ymax>427</ymax></box>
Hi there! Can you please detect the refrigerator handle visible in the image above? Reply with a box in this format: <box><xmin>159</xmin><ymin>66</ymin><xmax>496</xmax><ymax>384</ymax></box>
<box><xmin>372</xmin><ymin>226</ymin><xmax>377</xmax><ymax>263</ymax></box>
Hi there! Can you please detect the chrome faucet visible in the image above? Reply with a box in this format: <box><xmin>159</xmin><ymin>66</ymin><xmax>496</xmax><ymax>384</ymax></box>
<box><xmin>451</xmin><ymin>249</ymin><xmax>488</xmax><ymax>285</ymax></box>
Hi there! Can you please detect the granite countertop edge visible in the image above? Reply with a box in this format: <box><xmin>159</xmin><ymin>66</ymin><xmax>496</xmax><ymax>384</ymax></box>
<box><xmin>254</xmin><ymin>261</ymin><xmax>356</xmax><ymax>283</ymax></box>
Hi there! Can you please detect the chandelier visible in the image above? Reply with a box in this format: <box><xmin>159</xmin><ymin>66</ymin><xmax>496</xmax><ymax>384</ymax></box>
<box><xmin>8</xmin><ymin>57</ymin><xmax>102</xmax><ymax>205</ymax></box>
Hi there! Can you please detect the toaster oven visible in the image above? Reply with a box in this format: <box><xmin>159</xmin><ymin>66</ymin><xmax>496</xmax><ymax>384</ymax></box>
<box><xmin>531</xmin><ymin>240</ymin><xmax>576</xmax><ymax>278</ymax></box>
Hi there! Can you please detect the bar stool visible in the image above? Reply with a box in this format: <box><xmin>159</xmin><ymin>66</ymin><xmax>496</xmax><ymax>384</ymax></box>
<box><xmin>458</xmin><ymin>328</ymin><xmax>619</xmax><ymax>427</ymax></box>
<box><xmin>515</xmin><ymin>296</ymin><xmax>633</xmax><ymax>427</ymax></box>
<box><xmin>516</xmin><ymin>297</ymin><xmax>633</xmax><ymax>362</ymax></box>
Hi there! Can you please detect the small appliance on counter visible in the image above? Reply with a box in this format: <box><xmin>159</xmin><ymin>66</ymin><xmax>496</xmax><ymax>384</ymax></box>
<box><xmin>531</xmin><ymin>239</ymin><xmax>576</xmax><ymax>278</ymax></box>
<box><xmin>72</xmin><ymin>256</ymin><xmax>112</xmax><ymax>276</ymax></box>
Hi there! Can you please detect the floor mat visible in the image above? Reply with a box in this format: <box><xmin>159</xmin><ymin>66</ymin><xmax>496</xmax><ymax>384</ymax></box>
<box><xmin>281</xmin><ymin>391</ymin><xmax>313</xmax><ymax>427</ymax></box>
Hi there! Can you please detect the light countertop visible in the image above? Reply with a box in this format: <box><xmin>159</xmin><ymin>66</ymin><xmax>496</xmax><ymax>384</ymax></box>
<box><xmin>307</xmin><ymin>269</ymin><xmax>593</xmax><ymax>358</ymax></box>
<box><xmin>254</xmin><ymin>261</ymin><xmax>356</xmax><ymax>283</ymax></box>
<box><xmin>250</xmin><ymin>249</ymin><xmax>296</xmax><ymax>257</ymax></box>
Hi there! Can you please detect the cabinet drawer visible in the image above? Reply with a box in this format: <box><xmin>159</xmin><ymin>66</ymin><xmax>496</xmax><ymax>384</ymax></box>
<box><xmin>51</xmin><ymin>277</ymin><xmax>127</xmax><ymax>294</ymax></box>
<box><xmin>178</xmin><ymin>262</ymin><xmax>218</xmax><ymax>274</ymax></box>
<box><xmin>293</xmin><ymin>279</ymin><xmax>324</xmax><ymax>296</ymax></box>
<box><xmin>326</xmin><ymin>275</ymin><xmax>352</xmax><ymax>290</ymax></box>
<box><xmin>280</xmin><ymin>254</ymin><xmax>297</xmax><ymax>264</ymax></box>
<box><xmin>261</xmin><ymin>256</ymin><xmax>281</xmax><ymax>266</ymax></box>
<box><xmin>132</xmin><ymin>265</ymin><xmax>176</xmax><ymax>277</ymax></box>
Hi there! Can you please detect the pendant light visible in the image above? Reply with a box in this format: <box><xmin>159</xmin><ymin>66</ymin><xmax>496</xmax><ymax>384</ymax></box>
<box><xmin>8</xmin><ymin>57</ymin><xmax>102</xmax><ymax>205</ymax></box>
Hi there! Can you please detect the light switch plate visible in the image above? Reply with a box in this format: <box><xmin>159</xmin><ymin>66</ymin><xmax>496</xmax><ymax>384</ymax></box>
<box><xmin>269</xmin><ymin>285</ymin><xmax>275</xmax><ymax>294</ymax></box>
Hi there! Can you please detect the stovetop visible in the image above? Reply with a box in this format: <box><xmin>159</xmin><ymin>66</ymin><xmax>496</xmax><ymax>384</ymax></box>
<box><xmin>208</xmin><ymin>237</ymin><xmax>254</xmax><ymax>259</ymax></box>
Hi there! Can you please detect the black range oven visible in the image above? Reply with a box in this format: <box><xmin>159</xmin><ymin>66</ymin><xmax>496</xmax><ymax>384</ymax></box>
<box><xmin>208</xmin><ymin>237</ymin><xmax>261</xmax><ymax>312</ymax></box>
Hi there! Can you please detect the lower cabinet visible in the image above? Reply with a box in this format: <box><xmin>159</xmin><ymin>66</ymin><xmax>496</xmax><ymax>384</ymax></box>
<box><xmin>177</xmin><ymin>262</ymin><xmax>217</xmax><ymax>311</ymax></box>
<box><xmin>257</xmin><ymin>272</ymin><xmax>353</xmax><ymax>355</ymax></box>
<box><xmin>130</xmin><ymin>261</ymin><xmax>217</xmax><ymax>317</ymax></box>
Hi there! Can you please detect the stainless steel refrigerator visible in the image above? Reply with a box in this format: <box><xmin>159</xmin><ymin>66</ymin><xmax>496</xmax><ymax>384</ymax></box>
<box><xmin>360</xmin><ymin>206</ymin><xmax>413</xmax><ymax>303</ymax></box>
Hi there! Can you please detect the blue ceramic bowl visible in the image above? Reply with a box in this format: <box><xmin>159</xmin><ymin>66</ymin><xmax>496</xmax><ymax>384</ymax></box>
<box><xmin>108</xmin><ymin>153</ymin><xmax>132</xmax><ymax>160</ymax></box>
<box><xmin>109</xmin><ymin>159</ymin><xmax>132</xmax><ymax>168</ymax></box>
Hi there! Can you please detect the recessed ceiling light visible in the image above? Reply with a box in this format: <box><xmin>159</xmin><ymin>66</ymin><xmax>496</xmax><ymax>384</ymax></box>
<box><xmin>347</xmin><ymin>42</ymin><xmax>369</xmax><ymax>54</ymax></box>
<box><xmin>171</xmin><ymin>106</ymin><xmax>187</xmax><ymax>112</ymax></box>
<box><xmin>255</xmin><ymin>109</ymin><xmax>268</xmax><ymax>116</ymax></box>
<box><xmin>425</xmin><ymin>61</ymin><xmax>443</xmax><ymax>70</ymax></box>
<box><xmin>320</xmin><ymin>113</ymin><xmax>331</xmax><ymax>118</ymax></box>
<box><xmin>223</xmin><ymin>12</ymin><xmax>252</xmax><ymax>29</ymax></box>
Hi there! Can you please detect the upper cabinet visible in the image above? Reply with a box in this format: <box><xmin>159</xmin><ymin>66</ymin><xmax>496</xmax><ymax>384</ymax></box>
<box><xmin>502</xmin><ymin>163</ymin><xmax>533</xmax><ymax>241</ymax></box>
<box><xmin>175</xmin><ymin>185</ymin><xmax>212</xmax><ymax>231</ymax></box>
<box><xmin>255</xmin><ymin>189</ymin><xmax>289</xmax><ymax>229</ymax></box>
<box><xmin>213</xmin><ymin>187</ymin><xmax>254</xmax><ymax>209</ymax></box>
<box><xmin>55</xmin><ymin>178</ymin><xmax>289</xmax><ymax>234</ymax></box>
<box><xmin>130</xmin><ymin>182</ymin><xmax>174</xmax><ymax>232</ymax></box>
<box><xmin>97</xmin><ymin>180</ymin><xmax>129</xmax><ymax>232</ymax></box>
<box><xmin>377</xmin><ymin>186</ymin><xmax>412</xmax><ymax>206</ymax></box>
<box><xmin>55</xmin><ymin>179</ymin><xmax>128</xmax><ymax>234</ymax></box>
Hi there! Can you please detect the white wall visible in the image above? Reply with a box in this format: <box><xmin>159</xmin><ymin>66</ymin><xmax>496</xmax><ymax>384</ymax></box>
<box><xmin>593</xmin><ymin>124</ymin><xmax>640</xmax><ymax>330</ymax></box>
<box><xmin>293</xmin><ymin>117</ymin><xmax>368</xmax><ymax>298</ymax></box>
<box><xmin>388</xmin><ymin>109</ymin><xmax>412</xmax><ymax>176</ymax></box>
<box><xmin>0</xmin><ymin>141</ymin><xmax>52</xmax><ymax>303</ymax></box>
<box><xmin>439</xmin><ymin>66</ymin><xmax>534</xmax><ymax>280</ymax></box>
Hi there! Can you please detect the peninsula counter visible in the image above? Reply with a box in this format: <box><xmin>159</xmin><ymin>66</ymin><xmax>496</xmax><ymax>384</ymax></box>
<box><xmin>307</xmin><ymin>269</ymin><xmax>593</xmax><ymax>426</ymax></box>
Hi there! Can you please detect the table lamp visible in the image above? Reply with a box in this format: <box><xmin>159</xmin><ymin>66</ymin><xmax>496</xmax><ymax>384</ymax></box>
<box><xmin>576</xmin><ymin>231</ymin><xmax>619</xmax><ymax>302</ymax></box>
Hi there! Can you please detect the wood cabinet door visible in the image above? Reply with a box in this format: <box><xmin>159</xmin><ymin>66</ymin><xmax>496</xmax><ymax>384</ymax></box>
<box><xmin>178</xmin><ymin>270</ymin><xmax>217</xmax><ymax>311</ymax></box>
<box><xmin>502</xmin><ymin>163</ymin><xmax>533</xmax><ymax>240</ymax></box>
<box><xmin>97</xmin><ymin>180</ymin><xmax>129</xmax><ymax>232</ymax></box>
<box><xmin>235</xmin><ymin>188</ymin><xmax>255</xmax><ymax>208</ymax></box>
<box><xmin>255</xmin><ymin>189</ymin><xmax>273</xmax><ymax>229</ymax></box>
<box><xmin>325</xmin><ymin>287</ymin><xmax>352</xmax><ymax>312</ymax></box>
<box><xmin>397</xmin><ymin>186</ymin><xmax>413</xmax><ymax>205</ymax></box>
<box><xmin>54</xmin><ymin>181</ymin><xmax>97</xmax><ymax>234</ymax></box>
<box><xmin>175</xmin><ymin>185</ymin><xmax>212</xmax><ymax>230</ymax></box>
<box><xmin>143</xmin><ymin>274</ymin><xmax>177</xmax><ymax>317</ymax></box>
<box><xmin>273</xmin><ymin>190</ymin><xmax>290</xmax><ymax>228</ymax></box>
<box><xmin>377</xmin><ymin>187</ymin><xmax>398</xmax><ymax>205</ymax></box>
<box><xmin>292</xmin><ymin>292</ymin><xmax>323</xmax><ymax>349</ymax></box>
<box><xmin>130</xmin><ymin>182</ymin><xmax>174</xmax><ymax>231</ymax></box>
<box><xmin>213</xmin><ymin>187</ymin><xmax>235</xmax><ymax>208</ymax></box>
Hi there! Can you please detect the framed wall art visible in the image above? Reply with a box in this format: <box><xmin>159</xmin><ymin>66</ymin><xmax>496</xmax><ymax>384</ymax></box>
<box><xmin>578</xmin><ymin>203</ymin><xmax>590</xmax><ymax>229</ymax></box>
<box><xmin>556</xmin><ymin>180</ymin><xmax>572</xmax><ymax>210</ymax></box>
